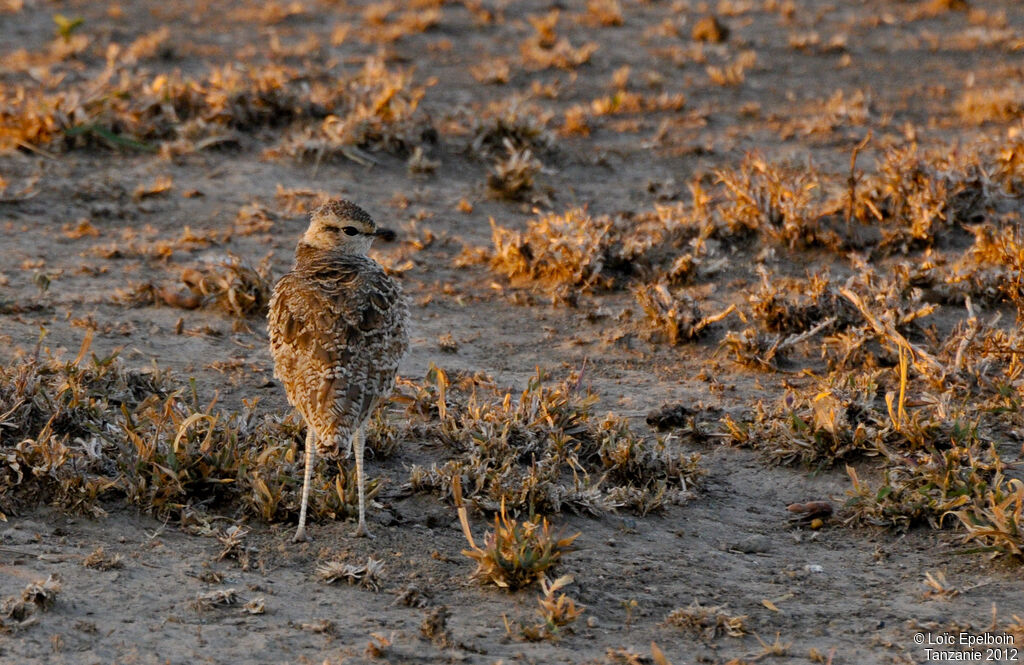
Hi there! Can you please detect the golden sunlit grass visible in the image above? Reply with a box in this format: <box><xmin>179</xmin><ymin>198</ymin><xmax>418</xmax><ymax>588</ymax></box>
<box><xmin>484</xmin><ymin>139</ymin><xmax>1022</xmax><ymax>551</ymax></box>
<box><xmin>455</xmin><ymin>477</ymin><xmax>579</xmax><ymax>591</ymax></box>
<box><xmin>1</xmin><ymin>56</ymin><xmax>435</xmax><ymax>160</ymax></box>
<box><xmin>520</xmin><ymin>11</ymin><xmax>598</xmax><ymax>71</ymax></box>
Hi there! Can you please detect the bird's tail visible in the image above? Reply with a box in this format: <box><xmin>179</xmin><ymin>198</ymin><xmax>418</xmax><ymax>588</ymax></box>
<box><xmin>314</xmin><ymin>428</ymin><xmax>353</xmax><ymax>459</ymax></box>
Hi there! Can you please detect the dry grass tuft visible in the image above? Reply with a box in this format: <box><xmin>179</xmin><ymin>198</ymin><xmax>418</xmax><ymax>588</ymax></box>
<box><xmin>954</xmin><ymin>476</ymin><xmax>1024</xmax><ymax>558</ymax></box>
<box><xmin>317</xmin><ymin>557</ymin><xmax>386</xmax><ymax>591</ymax></box>
<box><xmin>663</xmin><ymin>600</ymin><xmax>746</xmax><ymax>639</ymax></box>
<box><xmin>0</xmin><ymin>335</ymin><xmax>385</xmax><ymax>527</ymax></box>
<box><xmin>457</xmin><ymin>486</ymin><xmax>579</xmax><ymax>591</ymax></box>
<box><xmin>117</xmin><ymin>255</ymin><xmax>272</xmax><ymax>318</ymax></box>
<box><xmin>490</xmin><ymin>208</ymin><xmax>618</xmax><ymax>298</ymax></box>
<box><xmin>403</xmin><ymin>366</ymin><xmax>702</xmax><ymax>516</ymax></box>
<box><xmin>270</xmin><ymin>58</ymin><xmax>436</xmax><ymax>163</ymax></box>
<box><xmin>520</xmin><ymin>11</ymin><xmax>599</xmax><ymax>71</ymax></box>
<box><xmin>635</xmin><ymin>284</ymin><xmax>735</xmax><ymax>344</ymax></box>
<box><xmin>1</xmin><ymin>575</ymin><xmax>61</xmax><ymax>632</ymax></box>
<box><xmin>193</xmin><ymin>588</ymin><xmax>238</xmax><ymax>611</ymax></box>
<box><xmin>957</xmin><ymin>86</ymin><xmax>1024</xmax><ymax>125</ymax></box>
<box><xmin>486</xmin><ymin>139</ymin><xmax>542</xmax><ymax>200</ymax></box>
<box><xmin>506</xmin><ymin>574</ymin><xmax>586</xmax><ymax>641</ymax></box>
<box><xmin>82</xmin><ymin>546</ymin><xmax>124</xmax><ymax>570</ymax></box>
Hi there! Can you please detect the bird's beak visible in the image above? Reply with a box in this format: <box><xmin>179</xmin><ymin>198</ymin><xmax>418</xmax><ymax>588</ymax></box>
<box><xmin>373</xmin><ymin>228</ymin><xmax>397</xmax><ymax>242</ymax></box>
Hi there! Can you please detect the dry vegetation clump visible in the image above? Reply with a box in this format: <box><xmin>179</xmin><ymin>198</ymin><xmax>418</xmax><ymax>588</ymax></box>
<box><xmin>1</xmin><ymin>57</ymin><xmax>435</xmax><ymax>159</ymax></box>
<box><xmin>714</xmin><ymin>155</ymin><xmax>832</xmax><ymax>249</ymax></box>
<box><xmin>859</xmin><ymin>145</ymin><xmax>999</xmax><ymax>253</ymax></box>
<box><xmin>954</xmin><ymin>475</ymin><xmax>1024</xmax><ymax>558</ymax></box>
<box><xmin>317</xmin><ymin>557</ymin><xmax>386</xmax><ymax>591</ymax></box>
<box><xmin>520</xmin><ymin>11</ymin><xmax>599</xmax><ymax>71</ymax></box>
<box><xmin>956</xmin><ymin>85</ymin><xmax>1024</xmax><ymax>125</ymax></box>
<box><xmin>0</xmin><ymin>575</ymin><xmax>61</xmax><ymax>633</ymax></box>
<box><xmin>490</xmin><ymin>208</ymin><xmax>619</xmax><ymax>298</ymax></box>
<box><xmin>486</xmin><ymin>139</ymin><xmax>543</xmax><ymax>200</ymax></box>
<box><xmin>468</xmin><ymin>99</ymin><xmax>554</xmax><ymax>159</ymax></box>
<box><xmin>0</xmin><ymin>338</ymin><xmax>383</xmax><ymax>526</ymax></box>
<box><xmin>404</xmin><ymin>366</ymin><xmax>702</xmax><ymax>517</ymax></box>
<box><xmin>634</xmin><ymin>283</ymin><xmax>735</xmax><ymax>345</ymax></box>
<box><xmin>663</xmin><ymin>600</ymin><xmax>746</xmax><ymax>640</ymax></box>
<box><xmin>2</xmin><ymin>62</ymin><xmax>320</xmax><ymax>152</ymax></box>
<box><xmin>270</xmin><ymin>58</ymin><xmax>436</xmax><ymax>162</ymax></box>
<box><xmin>505</xmin><ymin>574</ymin><xmax>586</xmax><ymax>641</ymax></box>
<box><xmin>723</xmin><ymin>297</ymin><xmax>1024</xmax><ymax>536</ymax></box>
<box><xmin>489</xmin><ymin>204</ymin><xmax>717</xmax><ymax>300</ymax></box>
<box><xmin>115</xmin><ymin>256</ymin><xmax>273</xmax><ymax>318</ymax></box>
<box><xmin>459</xmin><ymin>498</ymin><xmax>579</xmax><ymax>591</ymax></box>
<box><xmin>748</xmin><ymin>269</ymin><xmax>855</xmax><ymax>335</ymax></box>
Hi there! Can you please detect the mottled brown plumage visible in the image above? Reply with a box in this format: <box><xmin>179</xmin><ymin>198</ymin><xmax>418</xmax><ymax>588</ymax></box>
<box><xmin>268</xmin><ymin>200</ymin><xmax>408</xmax><ymax>541</ymax></box>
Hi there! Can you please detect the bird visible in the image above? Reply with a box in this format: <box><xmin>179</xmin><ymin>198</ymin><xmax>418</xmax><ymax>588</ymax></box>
<box><xmin>267</xmin><ymin>199</ymin><xmax>408</xmax><ymax>542</ymax></box>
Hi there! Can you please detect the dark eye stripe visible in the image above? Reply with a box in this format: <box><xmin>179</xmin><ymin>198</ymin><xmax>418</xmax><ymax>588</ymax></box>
<box><xmin>342</xmin><ymin>226</ymin><xmax>359</xmax><ymax>236</ymax></box>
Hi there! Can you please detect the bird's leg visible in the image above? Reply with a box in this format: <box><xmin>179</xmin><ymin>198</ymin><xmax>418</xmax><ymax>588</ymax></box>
<box><xmin>353</xmin><ymin>424</ymin><xmax>372</xmax><ymax>538</ymax></box>
<box><xmin>293</xmin><ymin>427</ymin><xmax>316</xmax><ymax>543</ymax></box>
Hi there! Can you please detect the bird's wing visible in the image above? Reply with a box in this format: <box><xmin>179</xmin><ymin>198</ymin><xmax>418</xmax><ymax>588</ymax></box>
<box><xmin>317</xmin><ymin>261</ymin><xmax>408</xmax><ymax>429</ymax></box>
<box><xmin>268</xmin><ymin>262</ymin><xmax>407</xmax><ymax>449</ymax></box>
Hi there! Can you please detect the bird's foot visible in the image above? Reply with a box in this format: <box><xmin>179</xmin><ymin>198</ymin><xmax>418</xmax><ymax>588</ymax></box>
<box><xmin>353</xmin><ymin>522</ymin><xmax>374</xmax><ymax>539</ymax></box>
<box><xmin>292</xmin><ymin>527</ymin><xmax>309</xmax><ymax>543</ymax></box>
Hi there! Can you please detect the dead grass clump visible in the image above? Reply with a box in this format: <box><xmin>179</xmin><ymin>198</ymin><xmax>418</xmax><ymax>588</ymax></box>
<box><xmin>2</xmin><ymin>54</ymin><xmax>436</xmax><ymax>157</ymax></box>
<box><xmin>317</xmin><ymin>557</ymin><xmax>385</xmax><ymax>591</ymax></box>
<box><xmin>953</xmin><ymin>475</ymin><xmax>1024</xmax><ymax>558</ymax></box>
<box><xmin>706</xmin><ymin>51</ymin><xmax>756</xmax><ymax>87</ymax></box>
<box><xmin>2</xmin><ymin>62</ymin><xmax>326</xmax><ymax>152</ymax></box>
<box><xmin>82</xmin><ymin>546</ymin><xmax>124</xmax><ymax>570</ymax></box>
<box><xmin>0</xmin><ymin>338</ymin><xmax>384</xmax><ymax>527</ymax></box>
<box><xmin>691</xmin><ymin>16</ymin><xmax>729</xmax><ymax>43</ymax></box>
<box><xmin>715</xmin><ymin>155</ymin><xmax>830</xmax><ymax>248</ymax></box>
<box><xmin>403</xmin><ymin>366</ymin><xmax>702</xmax><ymax>516</ymax></box>
<box><xmin>861</xmin><ymin>145</ymin><xmax>996</xmax><ymax>253</ymax></box>
<box><xmin>748</xmin><ymin>269</ymin><xmax>855</xmax><ymax>334</ymax></box>
<box><xmin>663</xmin><ymin>601</ymin><xmax>746</xmax><ymax>639</ymax></box>
<box><xmin>179</xmin><ymin>258</ymin><xmax>273</xmax><ymax>317</ymax></box>
<box><xmin>583</xmin><ymin>0</ymin><xmax>624</xmax><ymax>27</ymax></box>
<box><xmin>844</xmin><ymin>444</ymin><xmax>1000</xmax><ymax>530</ymax></box>
<box><xmin>718</xmin><ymin>325</ymin><xmax>826</xmax><ymax>371</ymax></box>
<box><xmin>520</xmin><ymin>11</ymin><xmax>599</xmax><ymax>71</ymax></box>
<box><xmin>469</xmin><ymin>99</ymin><xmax>554</xmax><ymax>158</ymax></box>
<box><xmin>634</xmin><ymin>284</ymin><xmax>735</xmax><ymax>345</ymax></box>
<box><xmin>116</xmin><ymin>256</ymin><xmax>272</xmax><ymax>318</ymax></box>
<box><xmin>271</xmin><ymin>58</ymin><xmax>435</xmax><ymax>162</ymax></box>
<box><xmin>490</xmin><ymin>208</ymin><xmax>618</xmax><ymax>297</ymax></box>
<box><xmin>457</xmin><ymin>480</ymin><xmax>579</xmax><ymax>591</ymax></box>
<box><xmin>487</xmin><ymin>140</ymin><xmax>543</xmax><ymax>200</ymax></box>
<box><xmin>0</xmin><ymin>575</ymin><xmax>61</xmax><ymax>632</ymax></box>
<box><xmin>956</xmin><ymin>86</ymin><xmax>1024</xmax><ymax>125</ymax></box>
<box><xmin>506</xmin><ymin>574</ymin><xmax>586</xmax><ymax>641</ymax></box>
<box><xmin>360</xmin><ymin>6</ymin><xmax>441</xmax><ymax>43</ymax></box>
<box><xmin>193</xmin><ymin>588</ymin><xmax>238</xmax><ymax>611</ymax></box>
<box><xmin>486</xmin><ymin>204</ymin><xmax>713</xmax><ymax>299</ymax></box>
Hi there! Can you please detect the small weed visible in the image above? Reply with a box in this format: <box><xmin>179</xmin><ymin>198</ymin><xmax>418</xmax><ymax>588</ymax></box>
<box><xmin>663</xmin><ymin>600</ymin><xmax>746</xmax><ymax>639</ymax></box>
<box><xmin>456</xmin><ymin>479</ymin><xmax>578</xmax><ymax>591</ymax></box>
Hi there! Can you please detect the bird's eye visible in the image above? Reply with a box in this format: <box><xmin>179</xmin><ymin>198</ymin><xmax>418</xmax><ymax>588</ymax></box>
<box><xmin>342</xmin><ymin>226</ymin><xmax>359</xmax><ymax>236</ymax></box>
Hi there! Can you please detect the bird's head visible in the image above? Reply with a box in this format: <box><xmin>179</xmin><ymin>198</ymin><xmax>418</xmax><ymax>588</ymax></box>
<box><xmin>301</xmin><ymin>199</ymin><xmax>397</xmax><ymax>254</ymax></box>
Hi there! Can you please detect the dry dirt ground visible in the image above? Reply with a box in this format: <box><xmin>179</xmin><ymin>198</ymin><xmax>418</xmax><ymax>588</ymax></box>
<box><xmin>2</xmin><ymin>1</ymin><xmax>1024</xmax><ymax>663</ymax></box>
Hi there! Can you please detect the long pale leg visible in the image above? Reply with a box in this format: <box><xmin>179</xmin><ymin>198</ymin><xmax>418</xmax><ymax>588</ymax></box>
<box><xmin>353</xmin><ymin>424</ymin><xmax>371</xmax><ymax>538</ymax></box>
<box><xmin>293</xmin><ymin>427</ymin><xmax>316</xmax><ymax>543</ymax></box>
